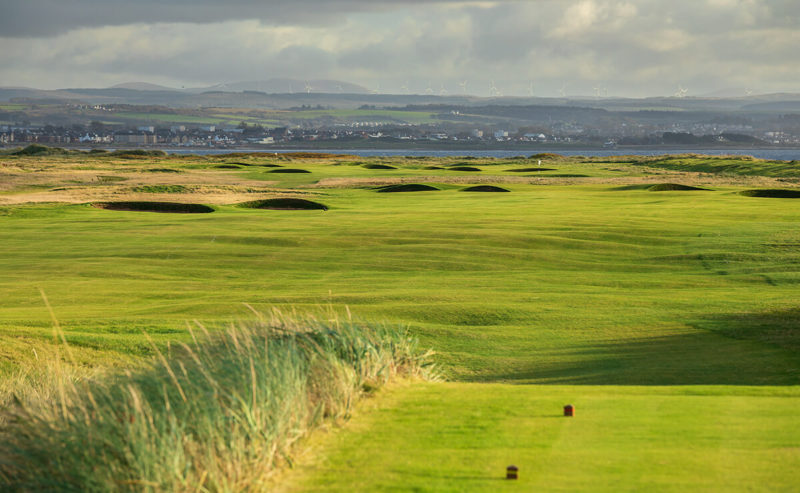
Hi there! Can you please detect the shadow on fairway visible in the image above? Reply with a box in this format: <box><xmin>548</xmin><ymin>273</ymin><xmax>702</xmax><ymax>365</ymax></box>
<box><xmin>648</xmin><ymin>183</ymin><xmax>710</xmax><ymax>191</ymax></box>
<box><xmin>376</xmin><ymin>184</ymin><xmax>440</xmax><ymax>192</ymax></box>
<box><xmin>461</xmin><ymin>185</ymin><xmax>510</xmax><ymax>192</ymax></box>
<box><xmin>692</xmin><ymin>307</ymin><xmax>800</xmax><ymax>353</ymax></box>
<box><xmin>237</xmin><ymin>198</ymin><xmax>328</xmax><ymax>210</ymax></box>
<box><xmin>469</xmin><ymin>330</ymin><xmax>799</xmax><ymax>386</ymax></box>
<box><xmin>93</xmin><ymin>201</ymin><xmax>214</xmax><ymax>213</ymax></box>
<box><xmin>740</xmin><ymin>189</ymin><xmax>800</xmax><ymax>198</ymax></box>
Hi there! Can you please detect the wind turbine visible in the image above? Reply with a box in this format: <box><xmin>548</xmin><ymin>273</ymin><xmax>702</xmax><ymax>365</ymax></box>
<box><xmin>744</xmin><ymin>87</ymin><xmax>754</xmax><ymax>96</ymax></box>
<box><xmin>304</xmin><ymin>81</ymin><xmax>313</xmax><ymax>94</ymax></box>
<box><xmin>337</xmin><ymin>84</ymin><xmax>344</xmax><ymax>93</ymax></box>
<box><xmin>558</xmin><ymin>84</ymin><xmax>567</xmax><ymax>98</ymax></box>
<box><xmin>425</xmin><ymin>81</ymin><xmax>434</xmax><ymax>95</ymax></box>
<box><xmin>489</xmin><ymin>80</ymin><xmax>499</xmax><ymax>97</ymax></box>
<box><xmin>401</xmin><ymin>81</ymin><xmax>410</xmax><ymax>94</ymax></box>
<box><xmin>459</xmin><ymin>80</ymin><xmax>468</xmax><ymax>94</ymax></box>
<box><xmin>439</xmin><ymin>83</ymin><xmax>448</xmax><ymax>96</ymax></box>
<box><xmin>593</xmin><ymin>86</ymin><xmax>601</xmax><ymax>99</ymax></box>
<box><xmin>371</xmin><ymin>82</ymin><xmax>381</xmax><ymax>95</ymax></box>
<box><xmin>674</xmin><ymin>85</ymin><xmax>688</xmax><ymax>98</ymax></box>
<box><xmin>527</xmin><ymin>81</ymin><xmax>535</xmax><ymax>97</ymax></box>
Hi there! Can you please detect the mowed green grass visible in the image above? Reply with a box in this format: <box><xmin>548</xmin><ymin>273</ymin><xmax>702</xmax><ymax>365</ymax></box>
<box><xmin>2</xmin><ymin>180</ymin><xmax>797</xmax><ymax>383</ymax></box>
<box><xmin>286</xmin><ymin>383</ymin><xmax>800</xmax><ymax>492</ymax></box>
<box><xmin>1</xmin><ymin>155</ymin><xmax>799</xmax><ymax>490</ymax></box>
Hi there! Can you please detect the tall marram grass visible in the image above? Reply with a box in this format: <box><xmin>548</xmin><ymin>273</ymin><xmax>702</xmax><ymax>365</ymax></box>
<box><xmin>0</xmin><ymin>311</ymin><xmax>436</xmax><ymax>492</ymax></box>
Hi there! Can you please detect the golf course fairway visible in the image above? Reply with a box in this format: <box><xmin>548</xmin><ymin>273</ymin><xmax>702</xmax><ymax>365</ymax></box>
<box><xmin>0</xmin><ymin>149</ymin><xmax>797</xmax><ymax>491</ymax></box>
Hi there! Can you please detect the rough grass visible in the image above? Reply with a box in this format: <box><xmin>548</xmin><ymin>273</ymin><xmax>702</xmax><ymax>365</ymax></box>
<box><xmin>648</xmin><ymin>183</ymin><xmax>710</xmax><ymax>191</ymax></box>
<box><xmin>461</xmin><ymin>185</ymin><xmax>510</xmax><ymax>192</ymax></box>
<box><xmin>0</xmin><ymin>314</ymin><xmax>436</xmax><ymax>491</ymax></box>
<box><xmin>92</xmin><ymin>201</ymin><xmax>214</xmax><ymax>213</ymax></box>
<box><xmin>530</xmin><ymin>153</ymin><xmax>565</xmax><ymax>160</ymax></box>
<box><xmin>740</xmin><ymin>189</ymin><xmax>800</xmax><ymax>198</ymax></box>
<box><xmin>10</xmin><ymin>144</ymin><xmax>72</xmax><ymax>156</ymax></box>
<box><xmin>108</xmin><ymin>150</ymin><xmax>168</xmax><ymax>159</ymax></box>
<box><xmin>238</xmin><ymin>198</ymin><xmax>329</xmax><ymax>211</ymax></box>
<box><xmin>130</xmin><ymin>184</ymin><xmax>190</xmax><ymax>193</ymax></box>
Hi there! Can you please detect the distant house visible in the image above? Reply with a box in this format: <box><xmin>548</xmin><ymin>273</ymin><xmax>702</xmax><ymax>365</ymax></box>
<box><xmin>114</xmin><ymin>132</ymin><xmax>158</xmax><ymax>145</ymax></box>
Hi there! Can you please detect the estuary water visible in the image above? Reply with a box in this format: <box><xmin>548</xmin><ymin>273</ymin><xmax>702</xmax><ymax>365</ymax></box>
<box><xmin>165</xmin><ymin>148</ymin><xmax>800</xmax><ymax>160</ymax></box>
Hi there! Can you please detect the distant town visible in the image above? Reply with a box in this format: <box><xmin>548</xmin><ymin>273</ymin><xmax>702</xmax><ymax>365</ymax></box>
<box><xmin>1</xmin><ymin>84</ymin><xmax>799</xmax><ymax>150</ymax></box>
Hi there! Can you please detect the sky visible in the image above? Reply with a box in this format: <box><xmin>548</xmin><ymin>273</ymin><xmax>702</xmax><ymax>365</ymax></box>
<box><xmin>0</xmin><ymin>0</ymin><xmax>798</xmax><ymax>97</ymax></box>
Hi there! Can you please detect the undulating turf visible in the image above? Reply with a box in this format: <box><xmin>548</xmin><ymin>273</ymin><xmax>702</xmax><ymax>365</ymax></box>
<box><xmin>0</xmin><ymin>150</ymin><xmax>798</xmax><ymax>491</ymax></box>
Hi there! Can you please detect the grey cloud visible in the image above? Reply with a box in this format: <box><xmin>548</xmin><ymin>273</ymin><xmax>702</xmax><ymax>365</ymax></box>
<box><xmin>0</xmin><ymin>0</ymin><xmax>797</xmax><ymax>97</ymax></box>
<box><xmin>0</xmin><ymin>0</ymin><xmax>483</xmax><ymax>37</ymax></box>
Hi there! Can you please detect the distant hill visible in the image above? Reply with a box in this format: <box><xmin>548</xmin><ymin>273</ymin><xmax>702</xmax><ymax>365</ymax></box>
<box><xmin>188</xmin><ymin>79</ymin><xmax>370</xmax><ymax>95</ymax></box>
<box><xmin>1</xmin><ymin>83</ymin><xmax>799</xmax><ymax>114</ymax></box>
<box><xmin>110</xmin><ymin>82</ymin><xmax>180</xmax><ymax>92</ymax></box>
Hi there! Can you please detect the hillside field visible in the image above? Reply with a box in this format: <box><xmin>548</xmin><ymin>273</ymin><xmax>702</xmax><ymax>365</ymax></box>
<box><xmin>0</xmin><ymin>148</ymin><xmax>798</xmax><ymax>491</ymax></box>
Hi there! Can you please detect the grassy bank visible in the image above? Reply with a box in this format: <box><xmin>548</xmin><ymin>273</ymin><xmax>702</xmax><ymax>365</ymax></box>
<box><xmin>0</xmin><ymin>313</ymin><xmax>435</xmax><ymax>491</ymax></box>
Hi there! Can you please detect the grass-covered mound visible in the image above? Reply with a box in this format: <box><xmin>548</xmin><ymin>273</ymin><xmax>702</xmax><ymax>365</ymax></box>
<box><xmin>376</xmin><ymin>184</ymin><xmax>440</xmax><ymax>193</ymax></box>
<box><xmin>10</xmin><ymin>144</ymin><xmax>71</xmax><ymax>156</ymax></box>
<box><xmin>461</xmin><ymin>185</ymin><xmax>510</xmax><ymax>192</ymax></box>
<box><xmin>648</xmin><ymin>183</ymin><xmax>709</xmax><ymax>191</ymax></box>
<box><xmin>142</xmin><ymin>168</ymin><xmax>182</xmax><ymax>173</ymax></box>
<box><xmin>268</xmin><ymin>168</ymin><xmax>311</xmax><ymax>174</ymax></box>
<box><xmin>239</xmin><ymin>198</ymin><xmax>329</xmax><ymax>211</ymax></box>
<box><xmin>281</xmin><ymin>152</ymin><xmax>355</xmax><ymax>159</ymax></box>
<box><xmin>131</xmin><ymin>185</ymin><xmax>189</xmax><ymax>193</ymax></box>
<box><xmin>448</xmin><ymin>166</ymin><xmax>482</xmax><ymax>172</ymax></box>
<box><xmin>93</xmin><ymin>201</ymin><xmax>214</xmax><ymax>213</ymax></box>
<box><xmin>740</xmin><ymin>189</ymin><xmax>800</xmax><ymax>198</ymax></box>
<box><xmin>108</xmin><ymin>149</ymin><xmax>168</xmax><ymax>159</ymax></box>
<box><xmin>363</xmin><ymin>164</ymin><xmax>397</xmax><ymax>170</ymax></box>
<box><xmin>0</xmin><ymin>315</ymin><xmax>435</xmax><ymax>491</ymax></box>
<box><xmin>507</xmin><ymin>167</ymin><xmax>556</xmax><ymax>172</ymax></box>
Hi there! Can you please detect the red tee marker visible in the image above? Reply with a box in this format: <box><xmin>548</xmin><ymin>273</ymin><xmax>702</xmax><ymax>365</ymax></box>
<box><xmin>564</xmin><ymin>404</ymin><xmax>574</xmax><ymax>417</ymax></box>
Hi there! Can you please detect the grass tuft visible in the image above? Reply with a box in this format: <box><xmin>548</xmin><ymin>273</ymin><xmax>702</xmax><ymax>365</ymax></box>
<box><xmin>0</xmin><ymin>313</ymin><xmax>436</xmax><ymax>491</ymax></box>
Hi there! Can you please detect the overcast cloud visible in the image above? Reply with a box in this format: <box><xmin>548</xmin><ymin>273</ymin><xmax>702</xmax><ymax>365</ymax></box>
<box><xmin>0</xmin><ymin>0</ymin><xmax>798</xmax><ymax>97</ymax></box>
